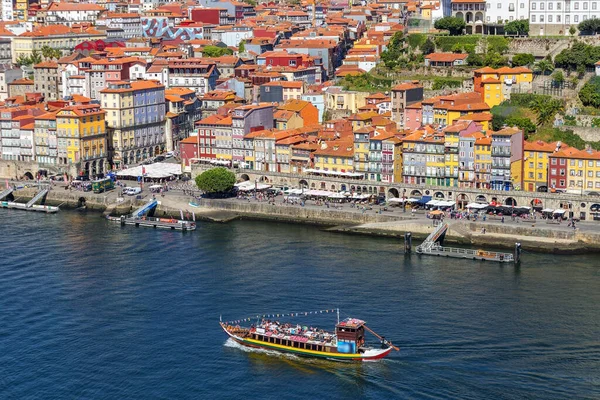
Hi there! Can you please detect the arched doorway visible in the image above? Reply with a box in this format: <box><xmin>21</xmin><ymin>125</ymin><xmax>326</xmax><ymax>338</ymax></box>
<box><xmin>457</xmin><ymin>193</ymin><xmax>469</xmax><ymax>209</ymax></box>
<box><xmin>531</xmin><ymin>198</ymin><xmax>543</xmax><ymax>209</ymax></box>
<box><xmin>299</xmin><ymin>179</ymin><xmax>308</xmax><ymax>188</ymax></box>
<box><xmin>240</xmin><ymin>174</ymin><xmax>250</xmax><ymax>182</ymax></box>
<box><xmin>476</xmin><ymin>195</ymin><xmax>487</xmax><ymax>203</ymax></box>
<box><xmin>388</xmin><ymin>188</ymin><xmax>400</xmax><ymax>198</ymax></box>
<box><xmin>433</xmin><ymin>191</ymin><xmax>444</xmax><ymax>199</ymax></box>
<box><xmin>330</xmin><ymin>184</ymin><xmax>336</xmax><ymax>191</ymax></box>
<box><xmin>320</xmin><ymin>182</ymin><xmax>326</xmax><ymax>189</ymax></box>
<box><xmin>23</xmin><ymin>171</ymin><xmax>34</xmax><ymax>180</ymax></box>
<box><xmin>341</xmin><ymin>184</ymin><xmax>347</xmax><ymax>191</ymax></box>
<box><xmin>311</xmin><ymin>183</ymin><xmax>316</xmax><ymax>188</ymax></box>
<box><xmin>259</xmin><ymin>176</ymin><xmax>269</xmax><ymax>183</ymax></box>
<box><xmin>410</xmin><ymin>189</ymin><xmax>422</xmax><ymax>197</ymax></box>
<box><xmin>505</xmin><ymin>197</ymin><xmax>517</xmax><ymax>207</ymax></box>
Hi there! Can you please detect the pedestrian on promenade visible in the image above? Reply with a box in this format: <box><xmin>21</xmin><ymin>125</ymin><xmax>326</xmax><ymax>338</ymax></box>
<box><xmin>501</xmin><ymin>216</ymin><xmax>505</xmax><ymax>223</ymax></box>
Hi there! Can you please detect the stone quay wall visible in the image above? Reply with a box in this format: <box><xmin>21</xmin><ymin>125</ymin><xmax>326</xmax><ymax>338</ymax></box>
<box><xmin>194</xmin><ymin>198</ymin><xmax>406</xmax><ymax>226</ymax></box>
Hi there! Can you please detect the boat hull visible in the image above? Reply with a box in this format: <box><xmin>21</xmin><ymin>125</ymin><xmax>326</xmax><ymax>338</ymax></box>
<box><xmin>223</xmin><ymin>325</ymin><xmax>393</xmax><ymax>361</ymax></box>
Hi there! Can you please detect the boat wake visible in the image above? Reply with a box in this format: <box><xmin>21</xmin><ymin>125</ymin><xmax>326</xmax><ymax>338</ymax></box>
<box><xmin>223</xmin><ymin>338</ymin><xmax>301</xmax><ymax>360</ymax></box>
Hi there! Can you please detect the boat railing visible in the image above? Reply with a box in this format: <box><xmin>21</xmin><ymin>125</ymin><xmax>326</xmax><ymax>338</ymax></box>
<box><xmin>418</xmin><ymin>244</ymin><xmax>514</xmax><ymax>262</ymax></box>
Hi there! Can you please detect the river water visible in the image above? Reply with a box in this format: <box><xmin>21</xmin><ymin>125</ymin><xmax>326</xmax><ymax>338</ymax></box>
<box><xmin>1</xmin><ymin>209</ymin><xmax>599</xmax><ymax>399</ymax></box>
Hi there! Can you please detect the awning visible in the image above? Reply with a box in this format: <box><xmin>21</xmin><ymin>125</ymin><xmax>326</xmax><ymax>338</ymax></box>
<box><xmin>235</xmin><ymin>181</ymin><xmax>271</xmax><ymax>191</ymax></box>
<box><xmin>116</xmin><ymin>162</ymin><xmax>182</xmax><ymax>179</ymax></box>
<box><xmin>553</xmin><ymin>209</ymin><xmax>566</xmax><ymax>214</ymax></box>
<box><xmin>388</xmin><ymin>197</ymin><xmax>406</xmax><ymax>203</ymax></box>
<box><xmin>541</xmin><ymin>208</ymin><xmax>554</xmax><ymax>213</ymax></box>
<box><xmin>466</xmin><ymin>202</ymin><xmax>488</xmax><ymax>209</ymax></box>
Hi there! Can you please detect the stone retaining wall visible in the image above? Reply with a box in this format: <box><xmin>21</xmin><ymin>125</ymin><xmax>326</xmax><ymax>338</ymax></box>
<box><xmin>195</xmin><ymin>198</ymin><xmax>406</xmax><ymax>226</ymax></box>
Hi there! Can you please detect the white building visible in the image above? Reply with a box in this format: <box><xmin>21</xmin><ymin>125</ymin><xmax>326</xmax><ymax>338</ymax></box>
<box><xmin>485</xmin><ymin>0</ymin><xmax>530</xmax><ymax>23</ymax></box>
<box><xmin>529</xmin><ymin>0</ymin><xmax>600</xmax><ymax>35</ymax></box>
<box><xmin>45</xmin><ymin>3</ymin><xmax>105</xmax><ymax>26</ymax></box>
<box><xmin>1</xmin><ymin>0</ymin><xmax>13</xmax><ymax>21</ymax></box>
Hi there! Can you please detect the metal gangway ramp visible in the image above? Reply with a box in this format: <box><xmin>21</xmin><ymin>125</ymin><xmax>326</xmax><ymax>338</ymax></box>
<box><xmin>417</xmin><ymin>222</ymin><xmax>448</xmax><ymax>253</ymax></box>
<box><xmin>26</xmin><ymin>189</ymin><xmax>49</xmax><ymax>208</ymax></box>
<box><xmin>0</xmin><ymin>187</ymin><xmax>14</xmax><ymax>200</ymax></box>
<box><xmin>130</xmin><ymin>199</ymin><xmax>158</xmax><ymax>218</ymax></box>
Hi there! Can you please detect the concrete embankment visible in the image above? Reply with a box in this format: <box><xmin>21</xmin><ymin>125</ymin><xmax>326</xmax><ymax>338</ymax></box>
<box><xmin>9</xmin><ymin>189</ymin><xmax>600</xmax><ymax>253</ymax></box>
<box><xmin>157</xmin><ymin>197</ymin><xmax>408</xmax><ymax>225</ymax></box>
<box><xmin>336</xmin><ymin>219</ymin><xmax>600</xmax><ymax>253</ymax></box>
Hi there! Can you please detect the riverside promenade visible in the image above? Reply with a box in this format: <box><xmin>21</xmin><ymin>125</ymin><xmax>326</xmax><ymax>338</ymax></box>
<box><xmin>8</xmin><ymin>180</ymin><xmax>600</xmax><ymax>253</ymax></box>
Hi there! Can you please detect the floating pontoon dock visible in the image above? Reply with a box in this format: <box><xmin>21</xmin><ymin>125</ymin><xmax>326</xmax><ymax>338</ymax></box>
<box><xmin>412</xmin><ymin>223</ymin><xmax>520</xmax><ymax>264</ymax></box>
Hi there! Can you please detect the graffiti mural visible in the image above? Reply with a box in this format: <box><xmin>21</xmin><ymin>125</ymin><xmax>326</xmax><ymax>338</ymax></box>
<box><xmin>141</xmin><ymin>18</ymin><xmax>204</xmax><ymax>40</ymax></box>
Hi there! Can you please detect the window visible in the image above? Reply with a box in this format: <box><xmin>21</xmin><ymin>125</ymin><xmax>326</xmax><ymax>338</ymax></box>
<box><xmin>521</xmin><ymin>2</ymin><xmax>524</xmax><ymax>7</ymax></box>
<box><xmin>557</xmin><ymin>15</ymin><xmax>561</xmax><ymax>22</ymax></box>
<box><xmin>498</xmin><ymin>2</ymin><xmax>502</xmax><ymax>7</ymax></box>
<box><xmin>584</xmin><ymin>1</ymin><xmax>588</xmax><ymax>9</ymax></box>
<box><xmin>531</xmin><ymin>2</ymin><xmax>536</xmax><ymax>9</ymax></box>
<box><xmin>594</xmin><ymin>2</ymin><xmax>598</xmax><ymax>9</ymax></box>
<box><xmin>548</xmin><ymin>2</ymin><xmax>553</xmax><ymax>9</ymax></box>
<box><xmin>557</xmin><ymin>2</ymin><xmax>561</xmax><ymax>9</ymax></box>
<box><xmin>540</xmin><ymin>2</ymin><xmax>544</xmax><ymax>9</ymax></box>
<box><xmin>548</xmin><ymin>15</ymin><xmax>553</xmax><ymax>22</ymax></box>
<box><xmin>575</xmin><ymin>15</ymin><xmax>580</xmax><ymax>22</ymax></box>
<box><xmin>575</xmin><ymin>2</ymin><xmax>579</xmax><ymax>9</ymax></box>
<box><xmin>540</xmin><ymin>15</ymin><xmax>544</xmax><ymax>22</ymax></box>
<box><xmin>531</xmin><ymin>15</ymin><xmax>536</xmax><ymax>22</ymax></box>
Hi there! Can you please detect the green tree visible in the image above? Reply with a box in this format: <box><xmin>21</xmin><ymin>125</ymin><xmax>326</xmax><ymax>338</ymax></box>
<box><xmin>466</xmin><ymin>52</ymin><xmax>484</xmax><ymax>66</ymax></box>
<box><xmin>578</xmin><ymin>18</ymin><xmax>600</xmax><ymax>34</ymax></box>
<box><xmin>506</xmin><ymin>117</ymin><xmax>537</xmax><ymax>137</ymax></box>
<box><xmin>202</xmin><ymin>45</ymin><xmax>234</xmax><ymax>57</ymax></box>
<box><xmin>529</xmin><ymin>96</ymin><xmax>565</xmax><ymax>126</ymax></box>
<box><xmin>195</xmin><ymin>167</ymin><xmax>236</xmax><ymax>193</ymax></box>
<box><xmin>16</xmin><ymin>54</ymin><xmax>32</xmax><ymax>67</ymax></box>
<box><xmin>421</xmin><ymin>38</ymin><xmax>435</xmax><ymax>55</ymax></box>
<box><xmin>381</xmin><ymin>31</ymin><xmax>405</xmax><ymax>69</ymax></box>
<box><xmin>579</xmin><ymin>77</ymin><xmax>600</xmax><ymax>108</ymax></box>
<box><xmin>434</xmin><ymin>17</ymin><xmax>466</xmax><ymax>36</ymax></box>
<box><xmin>41</xmin><ymin>45</ymin><xmax>61</xmax><ymax>59</ymax></box>
<box><xmin>569</xmin><ymin>25</ymin><xmax>577</xmax><ymax>36</ymax></box>
<box><xmin>512</xmin><ymin>53</ymin><xmax>535</xmax><ymax>67</ymax></box>
<box><xmin>238</xmin><ymin>40</ymin><xmax>245</xmax><ymax>53</ymax></box>
<box><xmin>534</xmin><ymin>59</ymin><xmax>554</xmax><ymax>75</ymax></box>
<box><xmin>504</xmin><ymin>19</ymin><xmax>530</xmax><ymax>35</ymax></box>
<box><xmin>551</xmin><ymin>70</ymin><xmax>565</xmax><ymax>84</ymax></box>
<box><xmin>483</xmin><ymin>51</ymin><xmax>508</xmax><ymax>68</ymax></box>
<box><xmin>591</xmin><ymin>117</ymin><xmax>600</xmax><ymax>127</ymax></box>
<box><xmin>554</xmin><ymin>41</ymin><xmax>600</xmax><ymax>71</ymax></box>
<box><xmin>451</xmin><ymin>43</ymin><xmax>463</xmax><ymax>53</ymax></box>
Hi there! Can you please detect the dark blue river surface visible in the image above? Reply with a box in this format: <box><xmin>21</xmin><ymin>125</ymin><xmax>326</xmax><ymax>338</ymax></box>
<box><xmin>1</xmin><ymin>210</ymin><xmax>599</xmax><ymax>399</ymax></box>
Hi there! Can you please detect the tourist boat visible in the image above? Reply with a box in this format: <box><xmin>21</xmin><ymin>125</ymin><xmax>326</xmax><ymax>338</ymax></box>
<box><xmin>220</xmin><ymin>314</ymin><xmax>398</xmax><ymax>361</ymax></box>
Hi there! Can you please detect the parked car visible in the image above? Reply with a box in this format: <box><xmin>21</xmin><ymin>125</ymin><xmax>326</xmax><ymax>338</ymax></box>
<box><xmin>123</xmin><ymin>187</ymin><xmax>142</xmax><ymax>196</ymax></box>
<box><xmin>165</xmin><ymin>151</ymin><xmax>175</xmax><ymax>158</ymax></box>
<box><xmin>154</xmin><ymin>155</ymin><xmax>166</xmax><ymax>162</ymax></box>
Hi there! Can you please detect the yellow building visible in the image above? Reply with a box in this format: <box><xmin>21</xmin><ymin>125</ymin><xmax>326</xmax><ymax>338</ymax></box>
<box><xmin>475</xmin><ymin>67</ymin><xmax>533</xmax><ymax>107</ymax></box>
<box><xmin>314</xmin><ymin>139</ymin><xmax>355</xmax><ymax>172</ymax></box>
<box><xmin>274</xmin><ymin>110</ymin><xmax>303</xmax><ymax>131</ymax></box>
<box><xmin>325</xmin><ymin>88</ymin><xmax>369</xmax><ymax>114</ymax></box>
<box><xmin>474</xmin><ymin>136</ymin><xmax>492</xmax><ymax>189</ymax></box>
<box><xmin>432</xmin><ymin>92</ymin><xmax>490</xmax><ymax>126</ymax></box>
<box><xmin>56</xmin><ymin>104</ymin><xmax>107</xmax><ymax>176</ymax></box>
<box><xmin>523</xmin><ymin>140</ymin><xmax>558</xmax><ymax>192</ymax></box>
<box><xmin>443</xmin><ymin>127</ymin><xmax>460</xmax><ymax>187</ymax></box>
<box><xmin>353</xmin><ymin>126</ymin><xmax>374</xmax><ymax>178</ymax></box>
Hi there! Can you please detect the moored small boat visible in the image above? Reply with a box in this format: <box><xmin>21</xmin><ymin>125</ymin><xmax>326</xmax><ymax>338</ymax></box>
<box><xmin>221</xmin><ymin>313</ymin><xmax>398</xmax><ymax>361</ymax></box>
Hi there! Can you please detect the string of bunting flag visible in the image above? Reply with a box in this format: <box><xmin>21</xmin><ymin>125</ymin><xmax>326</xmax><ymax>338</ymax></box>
<box><xmin>224</xmin><ymin>309</ymin><xmax>338</xmax><ymax>325</ymax></box>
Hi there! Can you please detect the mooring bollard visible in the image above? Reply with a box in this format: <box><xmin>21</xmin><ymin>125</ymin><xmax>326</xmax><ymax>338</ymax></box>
<box><xmin>404</xmin><ymin>232</ymin><xmax>412</xmax><ymax>254</ymax></box>
<box><xmin>514</xmin><ymin>242</ymin><xmax>522</xmax><ymax>264</ymax></box>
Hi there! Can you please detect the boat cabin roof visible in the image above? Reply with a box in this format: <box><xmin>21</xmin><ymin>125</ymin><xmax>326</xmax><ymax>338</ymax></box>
<box><xmin>336</xmin><ymin>318</ymin><xmax>365</xmax><ymax>329</ymax></box>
